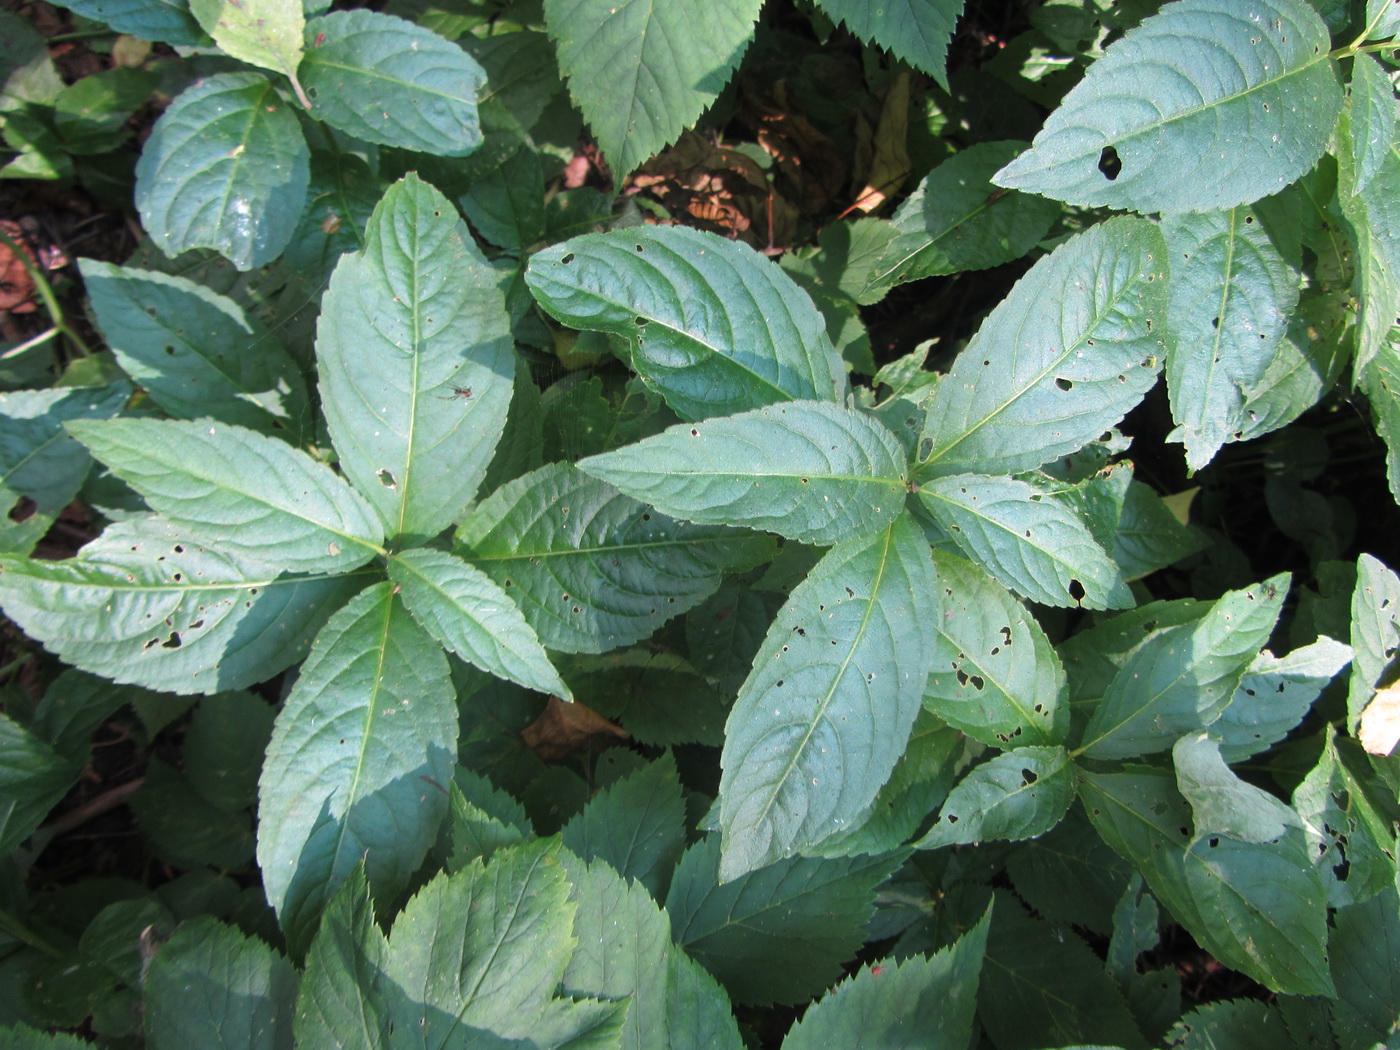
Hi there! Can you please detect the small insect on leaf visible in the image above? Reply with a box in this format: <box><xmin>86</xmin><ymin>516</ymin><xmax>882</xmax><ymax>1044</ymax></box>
<box><xmin>438</xmin><ymin>387</ymin><xmax>473</xmax><ymax>401</ymax></box>
<box><xmin>314</xmin><ymin>31</ymin><xmax>326</xmax><ymax>46</ymax></box>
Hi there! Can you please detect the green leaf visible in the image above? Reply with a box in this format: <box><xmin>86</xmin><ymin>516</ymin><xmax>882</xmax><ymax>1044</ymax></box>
<box><xmin>526</xmin><ymin>226</ymin><xmax>846</xmax><ymax>422</ymax></box>
<box><xmin>446</xmin><ymin>768</ymin><xmax>533</xmax><ymax>871</ymax></box>
<box><xmin>318</xmin><ymin>175</ymin><xmax>513</xmax><ymax>542</ymax></box>
<box><xmin>918</xmin><ymin>472</ymin><xmax>1132</xmax><ymax>610</ymax></box>
<box><xmin>1111</xmin><ymin>480</ymin><xmax>1210</xmax><ymax>581</ymax></box>
<box><xmin>1330</xmin><ymin>887</ymin><xmax>1400</xmax><ymax>1050</ymax></box>
<box><xmin>132</xmin><ymin>754</ymin><xmax>255</xmax><ymax>867</ymax></box>
<box><xmin>189</xmin><ymin>0</ymin><xmax>304</xmax><ymax>83</ymax></box>
<box><xmin>560</xmin><ymin>854</ymin><xmax>743</xmax><ymax>1050</ymax></box>
<box><xmin>301</xmin><ymin>10</ymin><xmax>486</xmax><ymax>155</ymax></box>
<box><xmin>923</xmin><ymin>549</ymin><xmax>1069</xmax><ymax>748</ymax></box>
<box><xmin>135</xmin><ymin>72</ymin><xmax>309</xmax><ymax>271</ymax></box>
<box><xmin>1162</xmin><ymin>206</ymin><xmax>1300</xmax><ymax>471</ymax></box>
<box><xmin>1005</xmin><ymin>809</ymin><xmax>1134</xmax><ymax>936</ymax></box>
<box><xmin>1078</xmin><ymin>574</ymin><xmax>1289</xmax><ymax>760</ymax></box>
<box><xmin>917</xmin><ymin>217</ymin><xmax>1167</xmax><ymax>479</ymax></box>
<box><xmin>1349</xmin><ymin>54</ymin><xmax>1396</xmax><ymax>197</ymax></box>
<box><xmin>782</xmin><ymin>905</ymin><xmax>990</xmax><ymax>1050</ymax></box>
<box><xmin>665</xmin><ymin>835</ymin><xmax>906</xmax><ymax>1006</ymax></box>
<box><xmin>563</xmin><ymin>650</ymin><xmax>730</xmax><ymax>747</ymax></box>
<box><xmin>79</xmin><ymin>261</ymin><xmax>308</xmax><ymax>437</ymax></box>
<box><xmin>257</xmin><ymin>582</ymin><xmax>457</xmax><ymax>952</ymax></box>
<box><xmin>686</xmin><ymin>580</ymin><xmax>775</xmax><ymax>700</ymax></box>
<box><xmin>389</xmin><ymin>549</ymin><xmax>569</xmax><ymax>699</ymax></box>
<box><xmin>916</xmin><ymin>745</ymin><xmax>1074</xmax><ymax>849</ymax></box>
<box><xmin>1079</xmin><ymin>766</ymin><xmax>1333</xmax><ymax>996</ymax></box>
<box><xmin>561</xmin><ymin>752</ymin><xmax>686</xmax><ymax>901</ymax></box>
<box><xmin>580</xmin><ymin>401</ymin><xmax>907</xmax><ymax>546</ymax></box>
<box><xmin>718</xmin><ymin>515</ymin><xmax>935</xmax><ymax>878</ymax></box>
<box><xmin>544</xmin><ymin>0</ymin><xmax>762</xmax><ymax>177</ymax></box>
<box><xmin>183</xmin><ymin>691</ymin><xmax>275</xmax><ymax>813</ymax></box>
<box><xmin>67</xmin><ymin>418</ymin><xmax>384</xmax><ymax>574</ymax></box>
<box><xmin>979</xmin><ymin>892</ymin><xmax>1148</xmax><ymax>1050</ymax></box>
<box><xmin>0</xmin><ymin>383</ymin><xmax>131</xmax><ymax>557</ymax></box>
<box><xmin>812</xmin><ymin>0</ymin><xmax>962</xmax><ymax>88</ymax></box>
<box><xmin>992</xmin><ymin>0</ymin><xmax>1343</xmax><ymax>213</ymax></box>
<box><xmin>143</xmin><ymin>916</ymin><xmax>298</xmax><ymax>1050</ymax></box>
<box><xmin>1363</xmin><ymin>331</ymin><xmax>1400</xmax><ymax>505</ymax></box>
<box><xmin>458</xmin><ymin>462</ymin><xmax>773</xmax><ymax>654</ymax></box>
<box><xmin>461</xmin><ymin>145</ymin><xmax>545</xmax><ymax>252</ymax></box>
<box><xmin>1165</xmin><ymin>1000</ymin><xmax>1291</xmax><ymax>1050</ymax></box>
<box><xmin>1293</xmin><ymin>727</ymin><xmax>1400</xmax><ymax>908</ymax></box>
<box><xmin>865</xmin><ymin>141</ymin><xmax>1060</xmax><ymax>293</ymax></box>
<box><xmin>50</xmin><ymin>0</ymin><xmax>204</xmax><ymax>46</ymax></box>
<box><xmin>1348</xmin><ymin>554</ymin><xmax>1400</xmax><ymax>731</ymax></box>
<box><xmin>1339</xmin><ymin>107</ymin><xmax>1400</xmax><ymax>378</ymax></box>
<box><xmin>0</xmin><ymin>517</ymin><xmax>367</xmax><ymax>694</ymax></box>
<box><xmin>0</xmin><ymin>1024</ymin><xmax>96</xmax><ymax>1049</ymax></box>
<box><xmin>54</xmin><ymin>66</ymin><xmax>160</xmax><ymax>154</ymax></box>
<box><xmin>1366</xmin><ymin>0</ymin><xmax>1400</xmax><ymax>40</ymax></box>
<box><xmin>1172</xmin><ymin>732</ymin><xmax>1303</xmax><ymax>843</ymax></box>
<box><xmin>1214</xmin><ymin>636</ymin><xmax>1352</xmax><ymax>761</ymax></box>
<box><xmin>0</xmin><ymin>712</ymin><xmax>80</xmax><ymax>856</ymax></box>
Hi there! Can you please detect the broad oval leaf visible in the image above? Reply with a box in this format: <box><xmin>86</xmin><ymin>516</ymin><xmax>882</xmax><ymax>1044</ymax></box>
<box><xmin>67</xmin><ymin>418</ymin><xmax>384</xmax><ymax>574</ymax></box>
<box><xmin>1080</xmin><ymin>766</ymin><xmax>1332</xmax><ymax>996</ymax></box>
<box><xmin>135</xmin><ymin>72</ymin><xmax>310</xmax><ymax>270</ymax></box>
<box><xmin>458</xmin><ymin>463</ymin><xmax>774</xmax><ymax>654</ymax></box>
<box><xmin>52</xmin><ymin>0</ymin><xmax>204</xmax><ymax>45</ymax></box>
<box><xmin>526</xmin><ymin>225</ymin><xmax>847</xmax><ymax>422</ymax></box>
<box><xmin>865</xmin><ymin>141</ymin><xmax>1060</xmax><ymax>293</ymax></box>
<box><xmin>812</xmin><ymin>0</ymin><xmax>962</xmax><ymax>88</ymax></box>
<box><xmin>918</xmin><ymin>473</ymin><xmax>1132</xmax><ymax>610</ymax></box>
<box><xmin>257</xmin><ymin>582</ymin><xmax>457</xmax><ymax>953</ymax></box>
<box><xmin>190</xmin><ymin>0</ymin><xmax>303</xmax><ymax>82</ymax></box>
<box><xmin>992</xmin><ymin>0</ymin><xmax>1343</xmax><ymax>213</ymax></box>
<box><xmin>579</xmin><ymin>401</ymin><xmax>908</xmax><ymax>546</ymax></box>
<box><xmin>924</xmin><ymin>550</ymin><xmax>1068</xmax><ymax>747</ymax></box>
<box><xmin>544</xmin><ymin>0</ymin><xmax>763</xmax><ymax>178</ymax></box>
<box><xmin>317</xmin><ymin>175</ymin><xmax>513</xmax><ymax>542</ymax></box>
<box><xmin>1215</xmin><ymin>636</ymin><xmax>1352</xmax><ymax>761</ymax></box>
<box><xmin>0</xmin><ymin>517</ymin><xmax>368</xmax><ymax>694</ymax></box>
<box><xmin>79</xmin><ymin>260</ymin><xmax>309</xmax><ymax>438</ymax></box>
<box><xmin>718</xmin><ymin>514</ymin><xmax>936</xmax><ymax>879</ymax></box>
<box><xmin>664</xmin><ymin>835</ymin><xmax>907</xmax><ymax>1006</ymax></box>
<box><xmin>389</xmin><ymin>548</ymin><xmax>570</xmax><ymax>700</ymax></box>
<box><xmin>1349</xmin><ymin>53</ymin><xmax>1397</xmax><ymax>197</ymax></box>
<box><xmin>917</xmin><ymin>746</ymin><xmax>1074</xmax><ymax>849</ymax></box>
<box><xmin>1162</xmin><ymin>206</ymin><xmax>1299</xmax><ymax>471</ymax></box>
<box><xmin>301</xmin><ymin>10</ymin><xmax>486</xmax><ymax>155</ymax></box>
<box><xmin>918</xmin><ymin>217</ymin><xmax>1167</xmax><ymax>479</ymax></box>
<box><xmin>1079</xmin><ymin>574</ymin><xmax>1290</xmax><ymax>760</ymax></box>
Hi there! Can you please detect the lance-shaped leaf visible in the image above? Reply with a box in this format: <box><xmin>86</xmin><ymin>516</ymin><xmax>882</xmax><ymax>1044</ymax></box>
<box><xmin>812</xmin><ymin>0</ymin><xmax>962</xmax><ymax>89</ymax></box>
<box><xmin>189</xmin><ymin>0</ymin><xmax>304</xmax><ymax>85</ymax></box>
<box><xmin>258</xmin><ymin>582</ymin><xmax>457</xmax><ymax>953</ymax></box>
<box><xmin>144</xmin><ymin>917</ymin><xmax>298</xmax><ymax>1050</ymax></box>
<box><xmin>923</xmin><ymin>550</ymin><xmax>1068</xmax><ymax>748</ymax></box>
<box><xmin>782</xmin><ymin>905</ymin><xmax>990</xmax><ymax>1050</ymax></box>
<box><xmin>1330</xmin><ymin>887</ymin><xmax>1400</xmax><ymax>1049</ymax></box>
<box><xmin>1339</xmin><ymin>108</ymin><xmax>1400</xmax><ymax>377</ymax></box>
<box><xmin>580</xmin><ymin>401</ymin><xmax>907</xmax><ymax>546</ymax></box>
<box><xmin>318</xmin><ymin>175</ymin><xmax>513</xmax><ymax>542</ymax></box>
<box><xmin>665</xmin><ymin>835</ymin><xmax>906</xmax><ymax>1006</ymax></box>
<box><xmin>389</xmin><ymin>548</ymin><xmax>569</xmax><ymax>700</ymax></box>
<box><xmin>1079</xmin><ymin>575</ymin><xmax>1290</xmax><ymax>760</ymax></box>
<box><xmin>916</xmin><ymin>746</ymin><xmax>1074</xmax><ymax>849</ymax></box>
<box><xmin>458</xmin><ymin>463</ymin><xmax>773</xmax><ymax>654</ymax></box>
<box><xmin>301</xmin><ymin>10</ymin><xmax>486</xmax><ymax>155</ymax></box>
<box><xmin>526</xmin><ymin>225</ymin><xmax>846</xmax><ymax>422</ymax></box>
<box><xmin>51</xmin><ymin>0</ymin><xmax>204</xmax><ymax>45</ymax></box>
<box><xmin>1173</xmin><ymin>732</ymin><xmax>1304</xmax><ymax>843</ymax></box>
<box><xmin>0</xmin><ymin>517</ymin><xmax>367</xmax><ymax>694</ymax></box>
<box><xmin>79</xmin><ymin>261</ymin><xmax>308</xmax><ymax>438</ymax></box>
<box><xmin>992</xmin><ymin>0</ymin><xmax>1342</xmax><ymax>213</ymax></box>
<box><xmin>1366</xmin><ymin>0</ymin><xmax>1400</xmax><ymax>39</ymax></box>
<box><xmin>0</xmin><ymin>712</ymin><xmax>81</xmax><ymax>857</ymax></box>
<box><xmin>1080</xmin><ymin>767</ymin><xmax>1332</xmax><ymax>996</ymax></box>
<box><xmin>1349</xmin><ymin>53</ymin><xmax>1396</xmax><ymax>197</ymax></box>
<box><xmin>1349</xmin><ymin>554</ymin><xmax>1400</xmax><ymax>731</ymax></box>
<box><xmin>918</xmin><ymin>472</ymin><xmax>1132</xmax><ymax>610</ymax></box>
<box><xmin>864</xmin><ymin>141</ymin><xmax>1060</xmax><ymax>294</ymax></box>
<box><xmin>1214</xmin><ymin>636</ymin><xmax>1352</xmax><ymax>762</ymax></box>
<box><xmin>718</xmin><ymin>514</ymin><xmax>935</xmax><ymax>879</ymax></box>
<box><xmin>1163</xmin><ymin>206</ymin><xmax>1300</xmax><ymax>471</ymax></box>
<box><xmin>544</xmin><ymin>0</ymin><xmax>762</xmax><ymax>178</ymax></box>
<box><xmin>67</xmin><ymin>418</ymin><xmax>384</xmax><ymax>574</ymax></box>
<box><xmin>917</xmin><ymin>217</ymin><xmax>1167</xmax><ymax>479</ymax></box>
<box><xmin>134</xmin><ymin>72</ymin><xmax>309</xmax><ymax>271</ymax></box>
<box><xmin>560</xmin><ymin>854</ymin><xmax>744</xmax><ymax>1050</ymax></box>
<box><xmin>0</xmin><ymin>383</ymin><xmax>131</xmax><ymax>557</ymax></box>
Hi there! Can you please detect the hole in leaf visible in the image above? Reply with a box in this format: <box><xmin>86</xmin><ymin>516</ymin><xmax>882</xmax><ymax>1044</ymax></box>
<box><xmin>165</xmin><ymin>345</ymin><xmax>177</xmax><ymax>355</ymax></box>
<box><xmin>634</xmin><ymin>316</ymin><xmax>648</xmax><ymax>326</ymax></box>
<box><xmin>161</xmin><ymin>632</ymin><xmax>182</xmax><ymax>649</ymax></box>
<box><xmin>969</xmin><ymin>674</ymin><xmax>984</xmax><ymax>690</ymax></box>
<box><xmin>377</xmin><ymin>468</ymin><xmax>396</xmax><ymax>487</ymax></box>
<box><xmin>1068</xmin><ymin>579</ymin><xmax>1086</xmax><ymax>603</ymax></box>
<box><xmin>1098</xmin><ymin>145</ymin><xmax>1123</xmax><ymax>180</ymax></box>
<box><xmin>561</xmin><ymin>252</ymin><xmax>575</xmax><ymax>264</ymax></box>
<box><xmin>1054</xmin><ymin>377</ymin><xmax>1072</xmax><ymax>391</ymax></box>
<box><xmin>1211</xmin><ymin>317</ymin><xmax>1220</xmax><ymax>329</ymax></box>
<box><xmin>7</xmin><ymin>496</ymin><xmax>35</xmax><ymax>522</ymax></box>
<box><xmin>1021</xmin><ymin>767</ymin><xmax>1038</xmax><ymax>786</ymax></box>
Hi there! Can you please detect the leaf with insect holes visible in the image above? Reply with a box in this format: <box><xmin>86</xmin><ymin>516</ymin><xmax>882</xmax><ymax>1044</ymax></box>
<box><xmin>189</xmin><ymin>0</ymin><xmax>304</xmax><ymax>85</ymax></box>
<box><xmin>579</xmin><ymin>400</ymin><xmax>908</xmax><ymax>546</ymax></box>
<box><xmin>718</xmin><ymin>514</ymin><xmax>935</xmax><ymax>878</ymax></box>
<box><xmin>917</xmin><ymin>746</ymin><xmax>1074</xmax><ymax>849</ymax></box>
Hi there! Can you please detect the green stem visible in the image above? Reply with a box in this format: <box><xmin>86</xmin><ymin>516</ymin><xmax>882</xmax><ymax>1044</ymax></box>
<box><xmin>0</xmin><ymin>909</ymin><xmax>65</xmax><ymax>959</ymax></box>
<box><xmin>0</xmin><ymin>226</ymin><xmax>92</xmax><ymax>358</ymax></box>
<box><xmin>47</xmin><ymin>28</ymin><xmax>118</xmax><ymax>42</ymax></box>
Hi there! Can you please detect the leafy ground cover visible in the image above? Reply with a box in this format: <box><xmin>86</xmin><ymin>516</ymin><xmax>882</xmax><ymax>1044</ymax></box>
<box><xmin>1</xmin><ymin>0</ymin><xmax>1399</xmax><ymax>1046</ymax></box>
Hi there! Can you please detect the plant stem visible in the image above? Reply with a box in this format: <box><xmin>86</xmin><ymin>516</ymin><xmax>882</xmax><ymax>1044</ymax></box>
<box><xmin>0</xmin><ymin>226</ymin><xmax>91</xmax><ymax>359</ymax></box>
